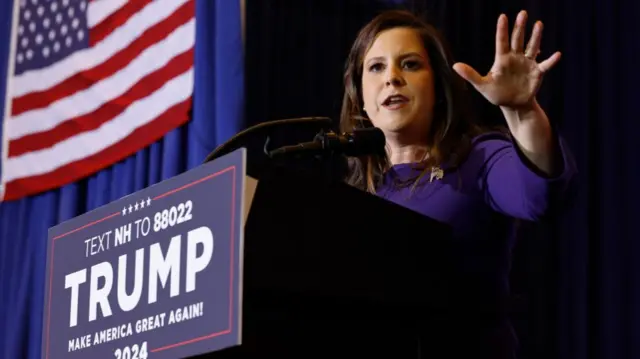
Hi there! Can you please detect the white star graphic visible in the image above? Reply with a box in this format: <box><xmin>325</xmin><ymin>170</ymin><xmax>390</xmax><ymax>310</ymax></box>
<box><xmin>146</xmin><ymin>197</ymin><xmax>151</xmax><ymax>206</ymax></box>
<box><xmin>139</xmin><ymin>200</ymin><xmax>145</xmax><ymax>209</ymax></box>
<box><xmin>122</xmin><ymin>207</ymin><xmax>127</xmax><ymax>216</ymax></box>
<box><xmin>128</xmin><ymin>205</ymin><xmax>133</xmax><ymax>214</ymax></box>
<box><xmin>134</xmin><ymin>202</ymin><xmax>139</xmax><ymax>211</ymax></box>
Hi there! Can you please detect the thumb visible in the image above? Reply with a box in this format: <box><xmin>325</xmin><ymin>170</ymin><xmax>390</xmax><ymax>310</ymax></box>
<box><xmin>452</xmin><ymin>63</ymin><xmax>484</xmax><ymax>88</ymax></box>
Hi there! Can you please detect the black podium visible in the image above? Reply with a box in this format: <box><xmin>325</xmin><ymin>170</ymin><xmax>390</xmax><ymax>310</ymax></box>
<box><xmin>197</xmin><ymin>162</ymin><xmax>491</xmax><ymax>358</ymax></box>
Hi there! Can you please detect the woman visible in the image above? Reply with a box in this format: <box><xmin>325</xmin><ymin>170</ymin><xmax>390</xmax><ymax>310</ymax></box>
<box><xmin>339</xmin><ymin>9</ymin><xmax>576</xmax><ymax>359</ymax></box>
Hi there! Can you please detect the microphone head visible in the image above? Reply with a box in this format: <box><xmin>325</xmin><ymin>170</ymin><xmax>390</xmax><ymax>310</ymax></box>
<box><xmin>347</xmin><ymin>127</ymin><xmax>386</xmax><ymax>156</ymax></box>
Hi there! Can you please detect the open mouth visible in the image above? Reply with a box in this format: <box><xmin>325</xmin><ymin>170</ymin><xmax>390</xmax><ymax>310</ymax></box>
<box><xmin>382</xmin><ymin>94</ymin><xmax>409</xmax><ymax>109</ymax></box>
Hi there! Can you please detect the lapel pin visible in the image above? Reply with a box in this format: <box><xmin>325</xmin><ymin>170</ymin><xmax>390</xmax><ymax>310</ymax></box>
<box><xmin>430</xmin><ymin>166</ymin><xmax>444</xmax><ymax>183</ymax></box>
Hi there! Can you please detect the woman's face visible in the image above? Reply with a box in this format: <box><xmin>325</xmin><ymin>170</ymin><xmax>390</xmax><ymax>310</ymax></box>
<box><xmin>361</xmin><ymin>27</ymin><xmax>435</xmax><ymax>143</ymax></box>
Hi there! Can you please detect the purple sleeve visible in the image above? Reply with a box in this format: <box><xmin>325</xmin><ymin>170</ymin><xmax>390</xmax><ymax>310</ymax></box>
<box><xmin>473</xmin><ymin>132</ymin><xmax>577</xmax><ymax>221</ymax></box>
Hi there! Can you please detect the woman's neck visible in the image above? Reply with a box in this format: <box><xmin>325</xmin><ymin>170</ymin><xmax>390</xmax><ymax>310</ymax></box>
<box><xmin>387</xmin><ymin>143</ymin><xmax>429</xmax><ymax>166</ymax></box>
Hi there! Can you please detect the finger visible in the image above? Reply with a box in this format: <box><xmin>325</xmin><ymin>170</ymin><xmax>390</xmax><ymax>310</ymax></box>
<box><xmin>538</xmin><ymin>51</ymin><xmax>562</xmax><ymax>73</ymax></box>
<box><xmin>453</xmin><ymin>63</ymin><xmax>485</xmax><ymax>87</ymax></box>
<box><xmin>525</xmin><ymin>21</ymin><xmax>543</xmax><ymax>59</ymax></box>
<box><xmin>495</xmin><ymin>14</ymin><xmax>510</xmax><ymax>55</ymax></box>
<box><xmin>510</xmin><ymin>10</ymin><xmax>528</xmax><ymax>53</ymax></box>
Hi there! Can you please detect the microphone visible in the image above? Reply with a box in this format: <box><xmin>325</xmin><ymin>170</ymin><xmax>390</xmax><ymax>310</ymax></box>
<box><xmin>268</xmin><ymin>127</ymin><xmax>386</xmax><ymax>158</ymax></box>
<box><xmin>203</xmin><ymin>117</ymin><xmax>333</xmax><ymax>163</ymax></box>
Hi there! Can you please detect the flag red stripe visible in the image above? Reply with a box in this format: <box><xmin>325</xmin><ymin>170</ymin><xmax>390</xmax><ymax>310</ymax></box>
<box><xmin>10</xmin><ymin>0</ymin><xmax>195</xmax><ymax>117</ymax></box>
<box><xmin>90</xmin><ymin>0</ymin><xmax>154</xmax><ymax>46</ymax></box>
<box><xmin>8</xmin><ymin>49</ymin><xmax>193</xmax><ymax>157</ymax></box>
<box><xmin>3</xmin><ymin>99</ymin><xmax>192</xmax><ymax>201</ymax></box>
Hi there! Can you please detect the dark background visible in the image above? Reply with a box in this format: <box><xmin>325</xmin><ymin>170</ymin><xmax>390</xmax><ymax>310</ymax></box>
<box><xmin>243</xmin><ymin>0</ymin><xmax>639</xmax><ymax>358</ymax></box>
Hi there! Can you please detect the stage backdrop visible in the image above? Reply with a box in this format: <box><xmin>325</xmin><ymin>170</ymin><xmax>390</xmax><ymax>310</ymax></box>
<box><xmin>243</xmin><ymin>1</ymin><xmax>639</xmax><ymax>359</ymax></box>
<box><xmin>0</xmin><ymin>0</ymin><xmax>244</xmax><ymax>358</ymax></box>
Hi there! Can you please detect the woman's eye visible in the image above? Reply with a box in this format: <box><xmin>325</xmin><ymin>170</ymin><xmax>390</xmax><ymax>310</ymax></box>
<box><xmin>368</xmin><ymin>63</ymin><xmax>383</xmax><ymax>72</ymax></box>
<box><xmin>403</xmin><ymin>60</ymin><xmax>420</xmax><ymax>70</ymax></box>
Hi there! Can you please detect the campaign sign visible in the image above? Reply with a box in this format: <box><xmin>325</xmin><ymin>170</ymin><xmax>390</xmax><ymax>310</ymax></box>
<box><xmin>41</xmin><ymin>149</ymin><xmax>246</xmax><ymax>359</ymax></box>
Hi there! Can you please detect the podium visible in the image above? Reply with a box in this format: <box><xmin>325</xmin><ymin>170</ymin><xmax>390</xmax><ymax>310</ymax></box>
<box><xmin>41</xmin><ymin>145</ymin><xmax>510</xmax><ymax>359</ymax></box>
<box><xmin>195</xmin><ymin>161</ymin><xmax>479</xmax><ymax>358</ymax></box>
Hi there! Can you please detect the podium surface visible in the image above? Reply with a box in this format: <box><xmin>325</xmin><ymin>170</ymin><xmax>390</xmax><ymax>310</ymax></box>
<box><xmin>201</xmin><ymin>163</ymin><xmax>464</xmax><ymax>358</ymax></box>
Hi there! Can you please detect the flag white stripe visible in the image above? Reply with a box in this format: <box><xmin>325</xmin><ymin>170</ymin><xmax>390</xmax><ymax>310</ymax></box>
<box><xmin>3</xmin><ymin>69</ymin><xmax>193</xmax><ymax>182</ymax></box>
<box><xmin>87</xmin><ymin>0</ymin><xmax>128</xmax><ymax>28</ymax></box>
<box><xmin>11</xmin><ymin>0</ymin><xmax>190</xmax><ymax>98</ymax></box>
<box><xmin>8</xmin><ymin>19</ymin><xmax>195</xmax><ymax>140</ymax></box>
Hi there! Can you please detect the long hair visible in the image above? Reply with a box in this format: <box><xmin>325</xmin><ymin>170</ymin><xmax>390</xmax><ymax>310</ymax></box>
<box><xmin>340</xmin><ymin>10</ymin><xmax>482</xmax><ymax>193</ymax></box>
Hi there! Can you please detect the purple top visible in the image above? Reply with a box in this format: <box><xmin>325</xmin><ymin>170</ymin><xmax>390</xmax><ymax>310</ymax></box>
<box><xmin>375</xmin><ymin>132</ymin><xmax>576</xmax><ymax>356</ymax></box>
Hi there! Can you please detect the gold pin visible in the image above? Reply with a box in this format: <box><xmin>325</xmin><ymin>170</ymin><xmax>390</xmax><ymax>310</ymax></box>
<box><xmin>430</xmin><ymin>166</ymin><xmax>444</xmax><ymax>182</ymax></box>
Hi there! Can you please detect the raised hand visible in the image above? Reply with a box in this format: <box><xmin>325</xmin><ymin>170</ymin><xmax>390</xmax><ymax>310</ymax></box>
<box><xmin>452</xmin><ymin>10</ymin><xmax>561</xmax><ymax>110</ymax></box>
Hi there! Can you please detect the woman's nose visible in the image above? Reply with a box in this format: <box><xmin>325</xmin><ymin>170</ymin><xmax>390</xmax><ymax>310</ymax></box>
<box><xmin>385</xmin><ymin>66</ymin><xmax>404</xmax><ymax>87</ymax></box>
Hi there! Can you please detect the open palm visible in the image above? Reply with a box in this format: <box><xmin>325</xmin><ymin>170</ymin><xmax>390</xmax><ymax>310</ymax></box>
<box><xmin>453</xmin><ymin>11</ymin><xmax>561</xmax><ymax>109</ymax></box>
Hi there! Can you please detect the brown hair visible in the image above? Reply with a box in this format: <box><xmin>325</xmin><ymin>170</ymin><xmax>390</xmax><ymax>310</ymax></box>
<box><xmin>340</xmin><ymin>10</ymin><xmax>482</xmax><ymax>193</ymax></box>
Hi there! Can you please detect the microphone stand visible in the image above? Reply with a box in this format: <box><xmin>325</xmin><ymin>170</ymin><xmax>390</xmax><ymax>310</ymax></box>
<box><xmin>267</xmin><ymin>129</ymin><xmax>350</xmax><ymax>184</ymax></box>
<box><xmin>203</xmin><ymin>117</ymin><xmax>333</xmax><ymax>163</ymax></box>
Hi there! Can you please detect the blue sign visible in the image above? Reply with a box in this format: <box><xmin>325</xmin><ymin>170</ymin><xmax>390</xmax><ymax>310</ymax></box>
<box><xmin>42</xmin><ymin>149</ymin><xmax>246</xmax><ymax>359</ymax></box>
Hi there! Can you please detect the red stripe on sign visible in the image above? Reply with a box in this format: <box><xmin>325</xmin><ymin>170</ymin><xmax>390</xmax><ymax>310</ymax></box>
<box><xmin>3</xmin><ymin>99</ymin><xmax>192</xmax><ymax>201</ymax></box>
<box><xmin>8</xmin><ymin>50</ymin><xmax>193</xmax><ymax>156</ymax></box>
<box><xmin>10</xmin><ymin>0</ymin><xmax>195</xmax><ymax>117</ymax></box>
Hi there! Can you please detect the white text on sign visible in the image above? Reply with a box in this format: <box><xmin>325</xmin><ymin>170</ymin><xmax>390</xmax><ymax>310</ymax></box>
<box><xmin>64</xmin><ymin>226</ymin><xmax>214</xmax><ymax>328</ymax></box>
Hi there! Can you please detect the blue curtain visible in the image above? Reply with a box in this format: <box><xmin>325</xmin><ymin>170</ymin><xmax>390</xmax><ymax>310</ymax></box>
<box><xmin>0</xmin><ymin>0</ymin><xmax>244</xmax><ymax>358</ymax></box>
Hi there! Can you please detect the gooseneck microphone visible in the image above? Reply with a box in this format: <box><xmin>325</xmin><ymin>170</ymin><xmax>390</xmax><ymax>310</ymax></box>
<box><xmin>203</xmin><ymin>117</ymin><xmax>333</xmax><ymax>163</ymax></box>
<box><xmin>268</xmin><ymin>127</ymin><xmax>386</xmax><ymax>158</ymax></box>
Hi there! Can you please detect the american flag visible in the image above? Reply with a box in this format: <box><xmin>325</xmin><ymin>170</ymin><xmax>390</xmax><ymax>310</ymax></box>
<box><xmin>1</xmin><ymin>0</ymin><xmax>195</xmax><ymax>201</ymax></box>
